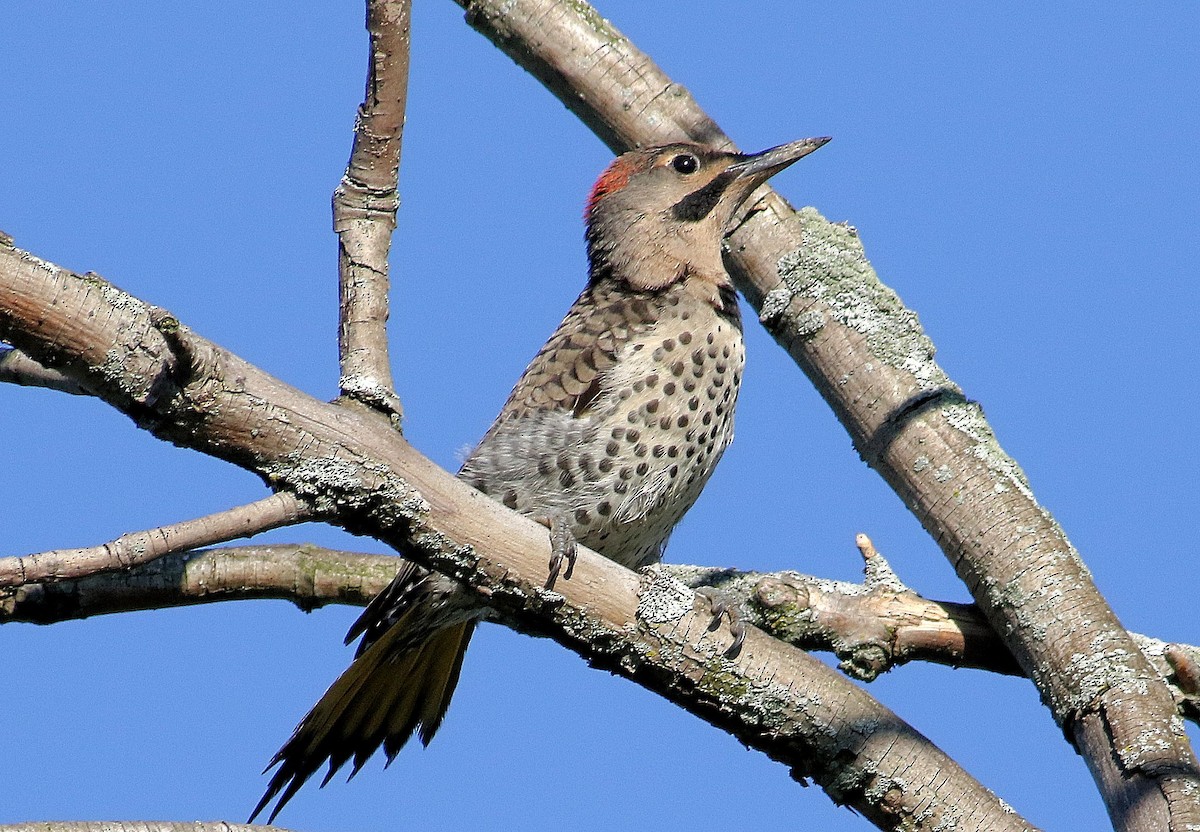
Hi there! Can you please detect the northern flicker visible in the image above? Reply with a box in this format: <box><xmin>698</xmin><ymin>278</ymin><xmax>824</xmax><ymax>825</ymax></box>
<box><xmin>251</xmin><ymin>137</ymin><xmax>829</xmax><ymax>821</ymax></box>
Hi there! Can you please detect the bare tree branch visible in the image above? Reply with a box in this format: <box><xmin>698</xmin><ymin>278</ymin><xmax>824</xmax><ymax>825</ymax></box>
<box><xmin>334</xmin><ymin>0</ymin><xmax>413</xmax><ymax>424</ymax></box>
<box><xmin>450</xmin><ymin>1</ymin><xmax>1200</xmax><ymax>827</ymax></box>
<box><xmin>671</xmin><ymin>533</ymin><xmax>1028</xmax><ymax>682</ymax></box>
<box><xmin>0</xmin><ymin>493</ymin><xmax>311</xmax><ymax>588</ymax></box>
<box><xmin>0</xmin><ymin>245</ymin><xmax>1037</xmax><ymax>831</ymax></box>
<box><xmin>8</xmin><ymin>541</ymin><xmax>1197</xmax><ymax>728</ymax></box>
<box><xmin>0</xmin><ymin>823</ymin><xmax>285</xmax><ymax>832</ymax></box>
<box><xmin>0</xmin><ymin>545</ymin><xmax>394</xmax><ymax>622</ymax></box>
<box><xmin>0</xmin><ymin>346</ymin><xmax>88</xmax><ymax>395</ymax></box>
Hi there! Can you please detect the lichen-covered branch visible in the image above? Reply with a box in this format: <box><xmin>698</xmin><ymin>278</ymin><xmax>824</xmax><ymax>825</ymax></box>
<box><xmin>0</xmin><ymin>492</ymin><xmax>311</xmax><ymax>587</ymax></box>
<box><xmin>0</xmin><ymin>242</ymin><xmax>1037</xmax><ymax>832</ymax></box>
<box><xmin>334</xmin><ymin>0</ymin><xmax>412</xmax><ymax>423</ymax></box>
<box><xmin>450</xmin><ymin>2</ymin><xmax>1200</xmax><ymax>827</ymax></box>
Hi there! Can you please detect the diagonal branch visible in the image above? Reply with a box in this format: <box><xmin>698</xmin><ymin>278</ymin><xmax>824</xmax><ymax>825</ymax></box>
<box><xmin>449</xmin><ymin>1</ymin><xmax>1200</xmax><ymax>827</ymax></box>
<box><xmin>334</xmin><ymin>0</ymin><xmax>413</xmax><ymax>424</ymax></box>
<box><xmin>0</xmin><ymin>243</ymin><xmax>1037</xmax><ymax>832</ymax></box>
<box><xmin>0</xmin><ymin>492</ymin><xmax>311</xmax><ymax>588</ymax></box>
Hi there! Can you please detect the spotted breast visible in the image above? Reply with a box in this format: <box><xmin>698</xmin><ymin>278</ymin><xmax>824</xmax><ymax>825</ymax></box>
<box><xmin>459</xmin><ymin>274</ymin><xmax>744</xmax><ymax>569</ymax></box>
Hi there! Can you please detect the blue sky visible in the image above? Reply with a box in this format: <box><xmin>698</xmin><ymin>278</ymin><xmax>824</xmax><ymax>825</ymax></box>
<box><xmin>3</xmin><ymin>2</ymin><xmax>1198</xmax><ymax>829</ymax></box>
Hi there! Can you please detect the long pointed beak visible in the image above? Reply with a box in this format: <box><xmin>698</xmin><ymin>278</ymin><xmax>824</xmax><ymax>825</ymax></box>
<box><xmin>671</xmin><ymin>136</ymin><xmax>830</xmax><ymax>224</ymax></box>
<box><xmin>726</xmin><ymin>137</ymin><xmax>831</xmax><ymax>182</ymax></box>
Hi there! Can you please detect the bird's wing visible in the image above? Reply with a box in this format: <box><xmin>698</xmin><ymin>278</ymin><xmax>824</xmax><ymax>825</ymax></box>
<box><xmin>485</xmin><ymin>283</ymin><xmax>661</xmax><ymax>424</ymax></box>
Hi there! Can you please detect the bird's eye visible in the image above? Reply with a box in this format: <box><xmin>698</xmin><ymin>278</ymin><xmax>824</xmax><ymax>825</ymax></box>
<box><xmin>670</xmin><ymin>154</ymin><xmax>699</xmax><ymax>174</ymax></box>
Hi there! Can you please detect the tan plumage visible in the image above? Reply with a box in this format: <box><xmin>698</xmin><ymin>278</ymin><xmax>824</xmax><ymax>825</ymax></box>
<box><xmin>460</xmin><ymin>274</ymin><xmax>744</xmax><ymax>569</ymax></box>
<box><xmin>252</xmin><ymin>138</ymin><xmax>828</xmax><ymax>822</ymax></box>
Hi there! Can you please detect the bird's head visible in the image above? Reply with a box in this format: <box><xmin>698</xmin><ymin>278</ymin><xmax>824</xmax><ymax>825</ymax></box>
<box><xmin>584</xmin><ymin>137</ymin><xmax>830</xmax><ymax>294</ymax></box>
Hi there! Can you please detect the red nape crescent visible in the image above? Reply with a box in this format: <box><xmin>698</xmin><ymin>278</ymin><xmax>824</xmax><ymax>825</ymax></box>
<box><xmin>585</xmin><ymin>154</ymin><xmax>643</xmax><ymax>221</ymax></box>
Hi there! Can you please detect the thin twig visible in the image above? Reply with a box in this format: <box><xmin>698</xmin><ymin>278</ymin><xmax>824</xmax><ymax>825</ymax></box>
<box><xmin>0</xmin><ymin>823</ymin><xmax>284</xmax><ymax>832</ymax></box>
<box><xmin>334</xmin><ymin>0</ymin><xmax>413</xmax><ymax>425</ymax></box>
<box><xmin>0</xmin><ymin>545</ymin><xmax>396</xmax><ymax>621</ymax></box>
<box><xmin>0</xmin><ymin>492</ymin><xmax>311</xmax><ymax>587</ymax></box>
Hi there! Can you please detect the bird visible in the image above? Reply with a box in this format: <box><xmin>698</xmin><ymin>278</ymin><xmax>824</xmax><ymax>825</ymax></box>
<box><xmin>251</xmin><ymin>136</ymin><xmax>830</xmax><ymax>821</ymax></box>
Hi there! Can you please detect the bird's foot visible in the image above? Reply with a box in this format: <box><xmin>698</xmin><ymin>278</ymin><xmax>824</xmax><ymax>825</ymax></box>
<box><xmin>538</xmin><ymin>512</ymin><xmax>578</xmax><ymax>590</ymax></box>
<box><xmin>696</xmin><ymin>586</ymin><xmax>745</xmax><ymax>658</ymax></box>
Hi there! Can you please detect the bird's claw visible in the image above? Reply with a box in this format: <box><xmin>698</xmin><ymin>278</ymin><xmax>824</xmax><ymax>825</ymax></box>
<box><xmin>541</xmin><ymin>513</ymin><xmax>578</xmax><ymax>590</ymax></box>
<box><xmin>697</xmin><ymin>586</ymin><xmax>745</xmax><ymax>658</ymax></box>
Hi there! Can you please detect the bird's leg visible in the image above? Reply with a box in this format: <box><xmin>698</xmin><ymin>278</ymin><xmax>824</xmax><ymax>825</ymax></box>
<box><xmin>696</xmin><ymin>586</ymin><xmax>746</xmax><ymax>658</ymax></box>
<box><xmin>537</xmin><ymin>511</ymin><xmax>578</xmax><ymax>590</ymax></box>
